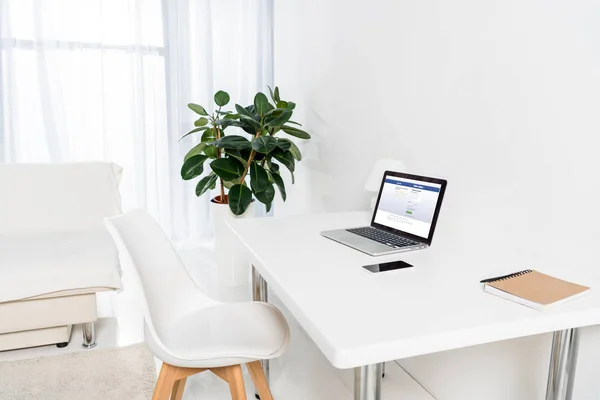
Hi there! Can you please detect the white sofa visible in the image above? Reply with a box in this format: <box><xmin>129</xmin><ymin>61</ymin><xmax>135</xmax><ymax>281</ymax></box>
<box><xmin>0</xmin><ymin>162</ymin><xmax>124</xmax><ymax>351</ymax></box>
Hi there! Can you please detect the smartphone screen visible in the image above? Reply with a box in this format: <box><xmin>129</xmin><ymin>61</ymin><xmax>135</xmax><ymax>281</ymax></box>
<box><xmin>363</xmin><ymin>260</ymin><xmax>413</xmax><ymax>273</ymax></box>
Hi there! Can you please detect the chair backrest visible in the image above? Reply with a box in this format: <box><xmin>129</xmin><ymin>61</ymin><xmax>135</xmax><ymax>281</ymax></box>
<box><xmin>104</xmin><ymin>209</ymin><xmax>217</xmax><ymax>344</ymax></box>
<box><xmin>0</xmin><ymin>162</ymin><xmax>123</xmax><ymax>235</ymax></box>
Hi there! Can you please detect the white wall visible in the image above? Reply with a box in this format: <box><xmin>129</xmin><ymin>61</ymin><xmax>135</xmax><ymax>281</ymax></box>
<box><xmin>274</xmin><ymin>1</ymin><xmax>600</xmax><ymax>399</ymax></box>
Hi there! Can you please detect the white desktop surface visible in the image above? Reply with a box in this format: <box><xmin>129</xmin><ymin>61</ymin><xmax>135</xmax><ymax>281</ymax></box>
<box><xmin>228</xmin><ymin>211</ymin><xmax>600</xmax><ymax>369</ymax></box>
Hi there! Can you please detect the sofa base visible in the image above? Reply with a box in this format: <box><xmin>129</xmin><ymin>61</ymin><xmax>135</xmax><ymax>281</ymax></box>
<box><xmin>0</xmin><ymin>325</ymin><xmax>72</xmax><ymax>352</ymax></box>
<box><xmin>0</xmin><ymin>292</ymin><xmax>99</xmax><ymax>352</ymax></box>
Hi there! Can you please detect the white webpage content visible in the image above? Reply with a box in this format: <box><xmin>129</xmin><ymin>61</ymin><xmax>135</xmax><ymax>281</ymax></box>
<box><xmin>373</xmin><ymin>176</ymin><xmax>442</xmax><ymax>239</ymax></box>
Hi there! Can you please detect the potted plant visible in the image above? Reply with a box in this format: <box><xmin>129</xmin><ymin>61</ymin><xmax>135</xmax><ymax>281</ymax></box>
<box><xmin>181</xmin><ymin>87</ymin><xmax>310</xmax><ymax>285</ymax></box>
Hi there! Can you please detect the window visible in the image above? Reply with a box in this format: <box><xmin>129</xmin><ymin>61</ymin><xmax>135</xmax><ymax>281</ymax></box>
<box><xmin>0</xmin><ymin>0</ymin><xmax>274</xmax><ymax>242</ymax></box>
<box><xmin>0</xmin><ymin>0</ymin><xmax>167</xmax><ymax>163</ymax></box>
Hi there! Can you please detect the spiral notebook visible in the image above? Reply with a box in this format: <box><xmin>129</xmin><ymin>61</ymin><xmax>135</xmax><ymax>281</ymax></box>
<box><xmin>481</xmin><ymin>270</ymin><xmax>590</xmax><ymax>310</ymax></box>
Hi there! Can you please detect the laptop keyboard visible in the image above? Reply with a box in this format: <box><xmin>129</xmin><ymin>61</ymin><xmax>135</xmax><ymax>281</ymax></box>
<box><xmin>346</xmin><ymin>226</ymin><xmax>419</xmax><ymax>248</ymax></box>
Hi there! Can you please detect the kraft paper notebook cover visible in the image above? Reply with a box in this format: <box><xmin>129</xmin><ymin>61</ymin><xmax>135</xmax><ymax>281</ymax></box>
<box><xmin>481</xmin><ymin>270</ymin><xmax>590</xmax><ymax>310</ymax></box>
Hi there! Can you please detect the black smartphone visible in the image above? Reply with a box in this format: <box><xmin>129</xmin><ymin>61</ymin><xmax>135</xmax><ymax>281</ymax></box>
<box><xmin>363</xmin><ymin>260</ymin><xmax>413</xmax><ymax>273</ymax></box>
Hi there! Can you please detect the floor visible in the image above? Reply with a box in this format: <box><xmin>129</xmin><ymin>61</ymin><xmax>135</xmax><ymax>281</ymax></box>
<box><xmin>0</xmin><ymin>247</ymin><xmax>435</xmax><ymax>400</ymax></box>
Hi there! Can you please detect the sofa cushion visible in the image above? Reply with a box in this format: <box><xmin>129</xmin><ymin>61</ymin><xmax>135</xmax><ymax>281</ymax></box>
<box><xmin>0</xmin><ymin>229</ymin><xmax>122</xmax><ymax>303</ymax></box>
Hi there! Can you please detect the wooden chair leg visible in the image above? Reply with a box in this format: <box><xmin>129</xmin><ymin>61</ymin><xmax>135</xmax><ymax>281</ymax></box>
<box><xmin>247</xmin><ymin>361</ymin><xmax>274</xmax><ymax>400</ymax></box>
<box><xmin>210</xmin><ymin>366</ymin><xmax>230</xmax><ymax>382</ymax></box>
<box><xmin>152</xmin><ymin>363</ymin><xmax>178</xmax><ymax>400</ymax></box>
<box><xmin>171</xmin><ymin>377</ymin><xmax>187</xmax><ymax>400</ymax></box>
<box><xmin>226</xmin><ymin>364</ymin><xmax>247</xmax><ymax>400</ymax></box>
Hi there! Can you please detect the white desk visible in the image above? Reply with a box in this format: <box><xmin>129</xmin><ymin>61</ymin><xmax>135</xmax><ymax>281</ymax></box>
<box><xmin>229</xmin><ymin>212</ymin><xmax>600</xmax><ymax>400</ymax></box>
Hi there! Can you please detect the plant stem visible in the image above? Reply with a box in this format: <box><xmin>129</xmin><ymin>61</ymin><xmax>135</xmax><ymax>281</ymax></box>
<box><xmin>239</xmin><ymin>130</ymin><xmax>262</xmax><ymax>183</ymax></box>
<box><xmin>215</xmin><ymin>108</ymin><xmax>226</xmax><ymax>203</ymax></box>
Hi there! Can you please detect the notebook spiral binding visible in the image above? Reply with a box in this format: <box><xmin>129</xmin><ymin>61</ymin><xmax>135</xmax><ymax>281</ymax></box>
<box><xmin>488</xmin><ymin>269</ymin><xmax>533</xmax><ymax>283</ymax></box>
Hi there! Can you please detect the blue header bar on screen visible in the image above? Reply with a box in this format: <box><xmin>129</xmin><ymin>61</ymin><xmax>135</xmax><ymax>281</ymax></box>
<box><xmin>384</xmin><ymin>178</ymin><xmax>440</xmax><ymax>193</ymax></box>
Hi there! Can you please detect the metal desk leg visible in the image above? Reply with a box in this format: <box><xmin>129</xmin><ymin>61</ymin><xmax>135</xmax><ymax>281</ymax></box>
<box><xmin>252</xmin><ymin>265</ymin><xmax>270</xmax><ymax>398</ymax></box>
<box><xmin>355</xmin><ymin>364</ymin><xmax>382</xmax><ymax>400</ymax></box>
<box><xmin>545</xmin><ymin>328</ymin><xmax>580</xmax><ymax>400</ymax></box>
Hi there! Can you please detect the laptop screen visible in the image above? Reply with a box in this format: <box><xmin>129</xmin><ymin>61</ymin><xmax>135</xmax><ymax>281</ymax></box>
<box><xmin>373</xmin><ymin>175</ymin><xmax>443</xmax><ymax>239</ymax></box>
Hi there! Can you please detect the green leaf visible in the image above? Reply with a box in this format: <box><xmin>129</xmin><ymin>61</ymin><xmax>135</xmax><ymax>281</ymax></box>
<box><xmin>265</xmin><ymin>202</ymin><xmax>272</xmax><ymax>213</ymax></box>
<box><xmin>215</xmin><ymin>119</ymin><xmax>242</xmax><ymax>130</ymax></box>
<box><xmin>216</xmin><ymin>110</ymin><xmax>232</xmax><ymax>115</ymax></box>
<box><xmin>279</xmin><ymin>138</ymin><xmax>302</xmax><ymax>160</ymax></box>
<box><xmin>254</xmin><ymin>183</ymin><xmax>275</xmax><ymax>205</ymax></box>
<box><xmin>281</xmin><ymin>125</ymin><xmax>311</xmax><ymax>139</ymax></box>
<box><xmin>268</xmin><ymin>86</ymin><xmax>281</xmax><ymax>103</ymax></box>
<box><xmin>287</xmin><ymin>120</ymin><xmax>302</xmax><ymax>126</ymax></box>
<box><xmin>228</xmin><ymin>184</ymin><xmax>253</xmax><ymax>215</ymax></box>
<box><xmin>184</xmin><ymin>142</ymin><xmax>207</xmax><ymax>162</ymax></box>
<box><xmin>203</xmin><ymin>145</ymin><xmax>219</xmax><ymax>158</ymax></box>
<box><xmin>224</xmin><ymin>113</ymin><xmax>239</xmax><ymax>120</ymax></box>
<box><xmin>195</xmin><ymin>173</ymin><xmax>218</xmax><ymax>197</ymax></box>
<box><xmin>235</xmin><ymin>106</ymin><xmax>260</xmax><ymax>134</ymax></box>
<box><xmin>254</xmin><ymin>92</ymin><xmax>274</xmax><ymax>115</ymax></box>
<box><xmin>210</xmin><ymin>158</ymin><xmax>245</xmax><ymax>181</ymax></box>
<box><xmin>188</xmin><ymin>103</ymin><xmax>208</xmax><ymax>116</ymax></box>
<box><xmin>235</xmin><ymin>104</ymin><xmax>253</xmax><ymax>118</ymax></box>
<box><xmin>240</xmin><ymin>115</ymin><xmax>262</xmax><ymax>131</ymax></box>
<box><xmin>181</xmin><ymin>155</ymin><xmax>208</xmax><ymax>180</ymax></box>
<box><xmin>274</xmin><ymin>87</ymin><xmax>281</xmax><ymax>103</ymax></box>
<box><xmin>201</xmin><ymin>128</ymin><xmax>217</xmax><ymax>142</ymax></box>
<box><xmin>264</xmin><ymin>108</ymin><xmax>284</xmax><ymax>119</ymax></box>
<box><xmin>211</xmin><ymin>135</ymin><xmax>252</xmax><ymax>150</ymax></box>
<box><xmin>214</xmin><ymin>90</ymin><xmax>230</xmax><ymax>106</ymax></box>
<box><xmin>250</xmin><ymin>162</ymin><xmax>270</xmax><ymax>193</ymax></box>
<box><xmin>224</xmin><ymin>148</ymin><xmax>250</xmax><ymax>166</ymax></box>
<box><xmin>286</xmin><ymin>101</ymin><xmax>296</xmax><ymax>111</ymax></box>
<box><xmin>276</xmin><ymin>101</ymin><xmax>288</xmax><ymax>109</ymax></box>
<box><xmin>179</xmin><ymin>126</ymin><xmax>210</xmax><ymax>141</ymax></box>
<box><xmin>194</xmin><ymin>117</ymin><xmax>209</xmax><ymax>127</ymax></box>
<box><xmin>253</xmin><ymin>151</ymin><xmax>266</xmax><ymax>162</ymax></box>
<box><xmin>272</xmin><ymin>149</ymin><xmax>295</xmax><ymax>173</ymax></box>
<box><xmin>267</xmin><ymin>159</ymin><xmax>280</xmax><ymax>173</ymax></box>
<box><xmin>265</xmin><ymin>110</ymin><xmax>292</xmax><ymax>127</ymax></box>
<box><xmin>240</xmin><ymin>122</ymin><xmax>258</xmax><ymax>135</ymax></box>
<box><xmin>251</xmin><ymin>136</ymin><xmax>278</xmax><ymax>154</ymax></box>
<box><xmin>246</xmin><ymin>105</ymin><xmax>259</xmax><ymax>117</ymax></box>
<box><xmin>276</xmin><ymin>138</ymin><xmax>291</xmax><ymax>151</ymax></box>
<box><xmin>268</xmin><ymin>86</ymin><xmax>276</xmax><ymax>103</ymax></box>
<box><xmin>239</xmin><ymin>114</ymin><xmax>262</xmax><ymax>131</ymax></box>
<box><xmin>270</xmin><ymin>171</ymin><xmax>287</xmax><ymax>201</ymax></box>
<box><xmin>216</xmin><ymin>119</ymin><xmax>235</xmax><ymax>129</ymax></box>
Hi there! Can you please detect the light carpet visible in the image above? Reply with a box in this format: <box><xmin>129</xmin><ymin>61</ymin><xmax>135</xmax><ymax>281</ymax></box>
<box><xmin>0</xmin><ymin>343</ymin><xmax>156</xmax><ymax>400</ymax></box>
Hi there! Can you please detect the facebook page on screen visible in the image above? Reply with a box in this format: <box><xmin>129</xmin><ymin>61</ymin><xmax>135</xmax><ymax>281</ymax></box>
<box><xmin>373</xmin><ymin>176</ymin><xmax>441</xmax><ymax>239</ymax></box>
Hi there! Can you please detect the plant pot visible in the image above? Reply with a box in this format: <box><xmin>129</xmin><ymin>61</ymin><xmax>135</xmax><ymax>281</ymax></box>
<box><xmin>210</xmin><ymin>196</ymin><xmax>255</xmax><ymax>287</ymax></box>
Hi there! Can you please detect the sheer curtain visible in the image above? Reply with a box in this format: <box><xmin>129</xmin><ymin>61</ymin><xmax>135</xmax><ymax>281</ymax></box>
<box><xmin>0</xmin><ymin>0</ymin><xmax>273</xmax><ymax>244</ymax></box>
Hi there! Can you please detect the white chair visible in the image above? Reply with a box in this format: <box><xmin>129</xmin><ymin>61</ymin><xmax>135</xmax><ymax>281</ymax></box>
<box><xmin>0</xmin><ymin>162</ymin><xmax>123</xmax><ymax>351</ymax></box>
<box><xmin>105</xmin><ymin>209</ymin><xmax>290</xmax><ymax>400</ymax></box>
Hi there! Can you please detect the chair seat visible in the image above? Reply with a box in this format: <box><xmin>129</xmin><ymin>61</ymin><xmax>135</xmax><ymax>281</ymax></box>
<box><xmin>0</xmin><ymin>229</ymin><xmax>122</xmax><ymax>303</ymax></box>
<box><xmin>151</xmin><ymin>301</ymin><xmax>290</xmax><ymax>368</ymax></box>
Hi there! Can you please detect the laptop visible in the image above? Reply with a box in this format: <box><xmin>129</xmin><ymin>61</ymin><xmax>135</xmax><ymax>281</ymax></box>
<box><xmin>320</xmin><ymin>171</ymin><xmax>447</xmax><ymax>256</ymax></box>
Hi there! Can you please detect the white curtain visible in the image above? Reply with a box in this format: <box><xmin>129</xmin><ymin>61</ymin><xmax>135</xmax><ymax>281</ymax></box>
<box><xmin>0</xmin><ymin>0</ymin><xmax>273</xmax><ymax>244</ymax></box>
